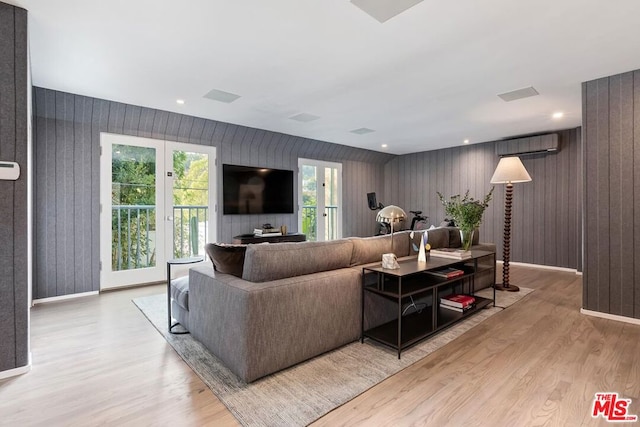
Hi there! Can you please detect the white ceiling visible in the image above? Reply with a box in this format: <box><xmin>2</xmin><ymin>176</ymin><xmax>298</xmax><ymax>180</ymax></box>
<box><xmin>11</xmin><ymin>0</ymin><xmax>640</xmax><ymax>154</ymax></box>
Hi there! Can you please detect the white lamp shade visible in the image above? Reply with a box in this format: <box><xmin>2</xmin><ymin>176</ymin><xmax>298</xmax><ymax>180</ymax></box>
<box><xmin>490</xmin><ymin>156</ymin><xmax>532</xmax><ymax>184</ymax></box>
<box><xmin>376</xmin><ymin>205</ymin><xmax>407</xmax><ymax>223</ymax></box>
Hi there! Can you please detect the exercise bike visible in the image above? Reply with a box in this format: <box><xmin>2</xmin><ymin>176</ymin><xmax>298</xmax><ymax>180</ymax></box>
<box><xmin>367</xmin><ymin>192</ymin><xmax>391</xmax><ymax>235</ymax></box>
<box><xmin>408</xmin><ymin>210</ymin><xmax>429</xmax><ymax>231</ymax></box>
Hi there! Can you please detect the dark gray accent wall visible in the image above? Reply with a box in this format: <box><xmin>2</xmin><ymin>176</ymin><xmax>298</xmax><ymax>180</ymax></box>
<box><xmin>32</xmin><ymin>87</ymin><xmax>393</xmax><ymax>299</ymax></box>
<box><xmin>0</xmin><ymin>2</ymin><xmax>28</xmax><ymax>372</ymax></box>
<box><xmin>583</xmin><ymin>70</ymin><xmax>639</xmax><ymax>319</ymax></box>
<box><xmin>384</xmin><ymin>128</ymin><xmax>582</xmax><ymax>270</ymax></box>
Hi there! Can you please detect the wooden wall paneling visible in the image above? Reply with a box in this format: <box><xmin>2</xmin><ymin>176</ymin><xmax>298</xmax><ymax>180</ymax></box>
<box><xmin>634</xmin><ymin>70</ymin><xmax>640</xmax><ymax>318</ymax></box>
<box><xmin>164</xmin><ymin>112</ymin><xmax>181</xmax><ymax>140</ymax></box>
<box><xmin>151</xmin><ymin>110</ymin><xmax>169</xmax><ymax>140</ymax></box>
<box><xmin>73</xmin><ymin>94</ymin><xmax>93</xmax><ymax>293</ymax></box>
<box><xmin>596</xmin><ymin>78</ymin><xmax>611</xmax><ymax>314</ymax></box>
<box><xmin>575</xmin><ymin>127</ymin><xmax>583</xmax><ymax>272</ymax></box>
<box><xmin>582</xmin><ymin>69</ymin><xmax>640</xmax><ymax>319</ymax></box>
<box><xmin>545</xmin><ymin>152</ymin><xmax>559</xmax><ymax>266</ymax></box>
<box><xmin>54</xmin><ymin>92</ymin><xmax>73</xmax><ymax>296</ymax></box>
<box><xmin>176</xmin><ymin>115</ymin><xmax>194</xmax><ymax>143</ymax></box>
<box><xmin>0</xmin><ymin>2</ymin><xmax>16</xmax><ymax>370</ymax></box>
<box><xmin>107</xmin><ymin>101</ymin><xmax>126</xmax><ymax>134</ymax></box>
<box><xmin>13</xmin><ymin>5</ymin><xmax>28</xmax><ymax>364</ymax></box>
<box><xmin>122</xmin><ymin>104</ymin><xmax>141</xmax><ymax>136</ymax></box>
<box><xmin>608</xmin><ymin>75</ymin><xmax>623</xmax><ymax>315</ymax></box>
<box><xmin>35</xmin><ymin>91</ymin><xmax>55</xmax><ymax>298</ymax></box>
<box><xmin>618</xmin><ymin>73</ymin><xmax>634</xmax><ymax>317</ymax></box>
<box><xmin>584</xmin><ymin>80</ymin><xmax>598</xmax><ymax>310</ymax></box>
<box><xmin>188</xmin><ymin>117</ymin><xmax>206</xmax><ymax>143</ymax></box>
<box><xmin>558</xmin><ymin>131</ymin><xmax>570</xmax><ymax>267</ymax></box>
<box><xmin>137</xmin><ymin>107</ymin><xmax>155</xmax><ymax>139</ymax></box>
<box><xmin>0</xmin><ymin>2</ymin><xmax>28</xmax><ymax>370</ymax></box>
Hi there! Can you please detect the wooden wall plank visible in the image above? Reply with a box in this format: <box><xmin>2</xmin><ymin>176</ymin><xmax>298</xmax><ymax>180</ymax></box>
<box><xmin>634</xmin><ymin>70</ymin><xmax>640</xmax><ymax>318</ymax></box>
<box><xmin>0</xmin><ymin>3</ymin><xmax>28</xmax><ymax>371</ymax></box>
<box><xmin>0</xmin><ymin>1</ymin><xmax>17</xmax><ymax>371</ymax></box>
<box><xmin>609</xmin><ymin>75</ymin><xmax>622</xmax><ymax>315</ymax></box>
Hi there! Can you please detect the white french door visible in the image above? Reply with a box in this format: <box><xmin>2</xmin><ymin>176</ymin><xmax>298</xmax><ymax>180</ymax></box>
<box><xmin>298</xmin><ymin>158</ymin><xmax>342</xmax><ymax>241</ymax></box>
<box><xmin>100</xmin><ymin>134</ymin><xmax>216</xmax><ymax>290</ymax></box>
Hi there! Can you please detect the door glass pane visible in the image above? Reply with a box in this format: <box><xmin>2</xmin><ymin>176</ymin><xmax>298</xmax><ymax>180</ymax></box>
<box><xmin>301</xmin><ymin>165</ymin><xmax>317</xmax><ymax>241</ymax></box>
<box><xmin>324</xmin><ymin>167</ymin><xmax>338</xmax><ymax>240</ymax></box>
<box><xmin>172</xmin><ymin>150</ymin><xmax>209</xmax><ymax>258</ymax></box>
<box><xmin>111</xmin><ymin>144</ymin><xmax>157</xmax><ymax>271</ymax></box>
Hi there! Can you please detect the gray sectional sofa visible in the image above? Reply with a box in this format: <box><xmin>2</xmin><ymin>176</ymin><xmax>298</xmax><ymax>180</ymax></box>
<box><xmin>171</xmin><ymin>227</ymin><xmax>495</xmax><ymax>383</ymax></box>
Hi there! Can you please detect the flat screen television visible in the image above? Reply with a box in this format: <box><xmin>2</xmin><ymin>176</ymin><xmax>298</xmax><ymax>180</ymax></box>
<box><xmin>222</xmin><ymin>164</ymin><xmax>294</xmax><ymax>214</ymax></box>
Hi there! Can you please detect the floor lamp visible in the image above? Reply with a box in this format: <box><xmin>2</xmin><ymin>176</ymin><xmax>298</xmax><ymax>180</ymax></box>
<box><xmin>490</xmin><ymin>156</ymin><xmax>531</xmax><ymax>292</ymax></box>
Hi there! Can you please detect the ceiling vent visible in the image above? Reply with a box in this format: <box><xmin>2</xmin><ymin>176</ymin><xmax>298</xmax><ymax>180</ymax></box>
<box><xmin>497</xmin><ymin>86</ymin><xmax>539</xmax><ymax>102</ymax></box>
<box><xmin>496</xmin><ymin>133</ymin><xmax>559</xmax><ymax>157</ymax></box>
<box><xmin>351</xmin><ymin>0</ymin><xmax>424</xmax><ymax>23</ymax></box>
<box><xmin>289</xmin><ymin>113</ymin><xmax>320</xmax><ymax>122</ymax></box>
<box><xmin>203</xmin><ymin>88</ymin><xmax>241</xmax><ymax>103</ymax></box>
<box><xmin>350</xmin><ymin>127</ymin><xmax>375</xmax><ymax>135</ymax></box>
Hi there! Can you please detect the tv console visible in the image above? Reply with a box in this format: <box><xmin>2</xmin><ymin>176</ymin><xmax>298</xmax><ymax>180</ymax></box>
<box><xmin>232</xmin><ymin>233</ymin><xmax>306</xmax><ymax>244</ymax></box>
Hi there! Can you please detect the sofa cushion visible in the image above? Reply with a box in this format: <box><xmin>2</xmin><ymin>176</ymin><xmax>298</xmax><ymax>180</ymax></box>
<box><xmin>349</xmin><ymin>232</ymin><xmax>410</xmax><ymax>266</ymax></box>
<box><xmin>242</xmin><ymin>240</ymin><xmax>353</xmax><ymax>282</ymax></box>
<box><xmin>205</xmin><ymin>243</ymin><xmax>247</xmax><ymax>277</ymax></box>
<box><xmin>170</xmin><ymin>275</ymin><xmax>190</xmax><ymax>310</ymax></box>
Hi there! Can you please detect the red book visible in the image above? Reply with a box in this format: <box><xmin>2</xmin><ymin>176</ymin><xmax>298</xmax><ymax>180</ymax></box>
<box><xmin>440</xmin><ymin>294</ymin><xmax>475</xmax><ymax>308</ymax></box>
<box><xmin>431</xmin><ymin>267</ymin><xmax>465</xmax><ymax>279</ymax></box>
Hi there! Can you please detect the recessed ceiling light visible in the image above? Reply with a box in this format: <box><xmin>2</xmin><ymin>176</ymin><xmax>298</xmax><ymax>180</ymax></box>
<box><xmin>176</xmin><ymin>99</ymin><xmax>185</xmax><ymax>105</ymax></box>
<box><xmin>381</xmin><ymin>144</ymin><xmax>388</xmax><ymax>148</ymax></box>
<box><xmin>350</xmin><ymin>127</ymin><xmax>375</xmax><ymax>135</ymax></box>
<box><xmin>463</xmin><ymin>139</ymin><xmax>470</xmax><ymax>144</ymax></box>
<box><xmin>552</xmin><ymin>112</ymin><xmax>564</xmax><ymax>119</ymax></box>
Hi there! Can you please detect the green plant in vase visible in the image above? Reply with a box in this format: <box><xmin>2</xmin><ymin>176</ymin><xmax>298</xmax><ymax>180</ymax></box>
<box><xmin>437</xmin><ymin>188</ymin><xmax>494</xmax><ymax>251</ymax></box>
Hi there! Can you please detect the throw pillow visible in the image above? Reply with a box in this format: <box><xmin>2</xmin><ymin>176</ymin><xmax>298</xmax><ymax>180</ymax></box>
<box><xmin>205</xmin><ymin>243</ymin><xmax>247</xmax><ymax>277</ymax></box>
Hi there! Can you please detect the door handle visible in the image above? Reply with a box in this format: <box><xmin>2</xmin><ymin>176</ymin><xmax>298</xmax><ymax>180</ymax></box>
<box><xmin>167</xmin><ymin>216</ymin><xmax>174</xmax><ymax>221</ymax></box>
<box><xmin>323</xmin><ymin>213</ymin><xmax>327</xmax><ymax>217</ymax></box>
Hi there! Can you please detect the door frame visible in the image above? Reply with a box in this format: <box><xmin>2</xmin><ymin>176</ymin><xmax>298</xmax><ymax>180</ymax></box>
<box><xmin>164</xmin><ymin>140</ymin><xmax>217</xmax><ymax>279</ymax></box>
<box><xmin>297</xmin><ymin>158</ymin><xmax>343</xmax><ymax>241</ymax></box>
<box><xmin>100</xmin><ymin>133</ymin><xmax>217</xmax><ymax>289</ymax></box>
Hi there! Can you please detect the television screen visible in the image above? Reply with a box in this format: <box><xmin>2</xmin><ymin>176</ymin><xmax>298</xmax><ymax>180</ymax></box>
<box><xmin>222</xmin><ymin>164</ymin><xmax>294</xmax><ymax>214</ymax></box>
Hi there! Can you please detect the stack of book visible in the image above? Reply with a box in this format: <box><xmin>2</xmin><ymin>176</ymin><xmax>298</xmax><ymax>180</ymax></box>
<box><xmin>430</xmin><ymin>248</ymin><xmax>472</xmax><ymax>259</ymax></box>
<box><xmin>440</xmin><ymin>294</ymin><xmax>475</xmax><ymax>312</ymax></box>
<box><xmin>430</xmin><ymin>267</ymin><xmax>465</xmax><ymax>279</ymax></box>
<box><xmin>253</xmin><ymin>228</ymin><xmax>282</xmax><ymax>237</ymax></box>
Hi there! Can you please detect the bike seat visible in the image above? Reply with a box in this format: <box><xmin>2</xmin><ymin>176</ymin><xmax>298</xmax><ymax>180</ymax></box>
<box><xmin>410</xmin><ymin>210</ymin><xmax>422</xmax><ymax>215</ymax></box>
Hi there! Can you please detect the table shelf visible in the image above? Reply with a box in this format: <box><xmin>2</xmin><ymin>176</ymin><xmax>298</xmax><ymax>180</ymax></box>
<box><xmin>361</xmin><ymin>251</ymin><xmax>495</xmax><ymax>358</ymax></box>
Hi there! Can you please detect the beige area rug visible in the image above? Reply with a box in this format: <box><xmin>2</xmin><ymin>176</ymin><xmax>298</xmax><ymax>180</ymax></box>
<box><xmin>133</xmin><ymin>287</ymin><xmax>533</xmax><ymax>427</ymax></box>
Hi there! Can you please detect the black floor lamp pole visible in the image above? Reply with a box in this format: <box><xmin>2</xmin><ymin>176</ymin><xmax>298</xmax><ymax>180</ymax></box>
<box><xmin>494</xmin><ymin>183</ymin><xmax>518</xmax><ymax>292</ymax></box>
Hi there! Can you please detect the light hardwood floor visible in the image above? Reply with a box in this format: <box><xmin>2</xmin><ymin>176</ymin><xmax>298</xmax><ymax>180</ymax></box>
<box><xmin>1</xmin><ymin>266</ymin><xmax>638</xmax><ymax>426</ymax></box>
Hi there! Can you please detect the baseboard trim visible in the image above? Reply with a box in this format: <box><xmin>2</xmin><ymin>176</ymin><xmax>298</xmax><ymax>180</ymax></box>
<box><xmin>580</xmin><ymin>308</ymin><xmax>640</xmax><ymax>326</ymax></box>
<box><xmin>33</xmin><ymin>291</ymin><xmax>99</xmax><ymax>305</ymax></box>
<box><xmin>0</xmin><ymin>353</ymin><xmax>32</xmax><ymax>380</ymax></box>
<box><xmin>497</xmin><ymin>260</ymin><xmax>579</xmax><ymax>274</ymax></box>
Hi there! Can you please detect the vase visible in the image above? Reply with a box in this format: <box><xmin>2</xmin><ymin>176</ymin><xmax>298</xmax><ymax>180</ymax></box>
<box><xmin>460</xmin><ymin>228</ymin><xmax>474</xmax><ymax>251</ymax></box>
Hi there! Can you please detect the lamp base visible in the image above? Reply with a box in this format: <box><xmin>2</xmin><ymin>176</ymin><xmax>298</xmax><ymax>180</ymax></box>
<box><xmin>493</xmin><ymin>283</ymin><xmax>520</xmax><ymax>292</ymax></box>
